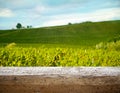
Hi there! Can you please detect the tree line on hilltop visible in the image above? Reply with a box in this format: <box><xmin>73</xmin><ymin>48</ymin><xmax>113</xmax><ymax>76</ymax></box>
<box><xmin>16</xmin><ymin>23</ymin><xmax>32</xmax><ymax>29</ymax></box>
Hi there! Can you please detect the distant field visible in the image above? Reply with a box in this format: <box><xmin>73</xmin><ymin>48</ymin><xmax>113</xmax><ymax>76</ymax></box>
<box><xmin>0</xmin><ymin>20</ymin><xmax>120</xmax><ymax>66</ymax></box>
<box><xmin>0</xmin><ymin>20</ymin><xmax>120</xmax><ymax>47</ymax></box>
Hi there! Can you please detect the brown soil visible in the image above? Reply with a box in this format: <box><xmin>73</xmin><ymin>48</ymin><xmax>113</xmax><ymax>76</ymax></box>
<box><xmin>0</xmin><ymin>84</ymin><xmax>120</xmax><ymax>93</ymax></box>
<box><xmin>0</xmin><ymin>75</ymin><xmax>120</xmax><ymax>93</ymax></box>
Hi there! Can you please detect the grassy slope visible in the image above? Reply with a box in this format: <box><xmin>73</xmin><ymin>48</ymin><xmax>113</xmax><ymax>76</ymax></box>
<box><xmin>0</xmin><ymin>20</ymin><xmax>120</xmax><ymax>47</ymax></box>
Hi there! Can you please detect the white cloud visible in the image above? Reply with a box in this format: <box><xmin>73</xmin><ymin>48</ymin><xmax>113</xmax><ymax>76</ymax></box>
<box><xmin>90</xmin><ymin>8</ymin><xmax>120</xmax><ymax>21</ymax></box>
<box><xmin>33</xmin><ymin>5</ymin><xmax>51</xmax><ymax>17</ymax></box>
<box><xmin>0</xmin><ymin>8</ymin><xmax>14</xmax><ymax>17</ymax></box>
<box><xmin>42</xmin><ymin>8</ymin><xmax>120</xmax><ymax>27</ymax></box>
<box><xmin>34</xmin><ymin>6</ymin><xmax>46</xmax><ymax>13</ymax></box>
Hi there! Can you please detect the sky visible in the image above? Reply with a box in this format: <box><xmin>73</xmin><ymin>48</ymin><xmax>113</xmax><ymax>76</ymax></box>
<box><xmin>0</xmin><ymin>0</ymin><xmax>120</xmax><ymax>29</ymax></box>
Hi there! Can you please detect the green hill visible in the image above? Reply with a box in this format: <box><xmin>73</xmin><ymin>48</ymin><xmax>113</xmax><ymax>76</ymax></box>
<box><xmin>0</xmin><ymin>20</ymin><xmax>120</xmax><ymax>66</ymax></box>
<box><xmin>0</xmin><ymin>20</ymin><xmax>120</xmax><ymax>47</ymax></box>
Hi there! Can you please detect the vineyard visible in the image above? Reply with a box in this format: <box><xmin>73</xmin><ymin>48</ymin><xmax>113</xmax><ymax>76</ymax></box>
<box><xmin>0</xmin><ymin>20</ymin><xmax>120</xmax><ymax>66</ymax></box>
<box><xmin>0</xmin><ymin>41</ymin><xmax>120</xmax><ymax>66</ymax></box>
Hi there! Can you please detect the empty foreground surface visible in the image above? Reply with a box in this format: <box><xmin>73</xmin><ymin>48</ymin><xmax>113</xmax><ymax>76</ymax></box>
<box><xmin>0</xmin><ymin>67</ymin><xmax>120</xmax><ymax>93</ymax></box>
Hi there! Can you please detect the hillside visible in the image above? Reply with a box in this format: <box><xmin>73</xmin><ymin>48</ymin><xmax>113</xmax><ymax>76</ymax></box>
<box><xmin>0</xmin><ymin>20</ymin><xmax>120</xmax><ymax>47</ymax></box>
<box><xmin>0</xmin><ymin>20</ymin><xmax>120</xmax><ymax>66</ymax></box>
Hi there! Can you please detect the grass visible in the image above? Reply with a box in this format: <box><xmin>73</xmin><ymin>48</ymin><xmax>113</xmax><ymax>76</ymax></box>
<box><xmin>0</xmin><ymin>20</ymin><xmax>120</xmax><ymax>47</ymax></box>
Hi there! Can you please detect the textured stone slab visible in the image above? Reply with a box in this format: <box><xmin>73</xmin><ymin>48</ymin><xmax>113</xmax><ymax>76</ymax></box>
<box><xmin>0</xmin><ymin>67</ymin><xmax>120</xmax><ymax>76</ymax></box>
<box><xmin>0</xmin><ymin>67</ymin><xmax>120</xmax><ymax>93</ymax></box>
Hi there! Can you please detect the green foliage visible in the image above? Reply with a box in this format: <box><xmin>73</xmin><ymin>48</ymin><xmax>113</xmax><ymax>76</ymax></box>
<box><xmin>96</xmin><ymin>40</ymin><xmax>120</xmax><ymax>51</ymax></box>
<box><xmin>107</xmin><ymin>40</ymin><xmax>120</xmax><ymax>51</ymax></box>
<box><xmin>27</xmin><ymin>25</ymin><xmax>32</xmax><ymax>29</ymax></box>
<box><xmin>5</xmin><ymin>42</ymin><xmax>16</xmax><ymax>48</ymax></box>
<box><xmin>112</xmin><ymin>35</ymin><xmax>120</xmax><ymax>42</ymax></box>
<box><xmin>0</xmin><ymin>45</ymin><xmax>120</xmax><ymax>66</ymax></box>
<box><xmin>68</xmin><ymin>22</ymin><xmax>72</xmax><ymax>25</ymax></box>
<box><xmin>16</xmin><ymin>23</ymin><xmax>22</xmax><ymax>29</ymax></box>
<box><xmin>0</xmin><ymin>20</ymin><xmax>120</xmax><ymax>67</ymax></box>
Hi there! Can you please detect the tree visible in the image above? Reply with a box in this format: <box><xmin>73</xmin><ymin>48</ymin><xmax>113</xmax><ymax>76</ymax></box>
<box><xmin>27</xmin><ymin>25</ymin><xmax>32</xmax><ymax>29</ymax></box>
<box><xmin>30</xmin><ymin>25</ymin><xmax>32</xmax><ymax>28</ymax></box>
<box><xmin>16</xmin><ymin>23</ymin><xmax>22</xmax><ymax>29</ymax></box>
<box><xmin>27</xmin><ymin>25</ymin><xmax>30</xmax><ymax>29</ymax></box>
<box><xmin>68</xmin><ymin>22</ymin><xmax>72</xmax><ymax>25</ymax></box>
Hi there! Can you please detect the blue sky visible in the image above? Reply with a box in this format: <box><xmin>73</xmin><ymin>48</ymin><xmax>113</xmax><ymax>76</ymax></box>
<box><xmin>0</xmin><ymin>0</ymin><xmax>120</xmax><ymax>29</ymax></box>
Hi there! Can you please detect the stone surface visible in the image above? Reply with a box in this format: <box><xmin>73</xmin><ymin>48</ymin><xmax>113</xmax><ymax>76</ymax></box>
<box><xmin>0</xmin><ymin>67</ymin><xmax>120</xmax><ymax>93</ymax></box>
<box><xmin>0</xmin><ymin>67</ymin><xmax>120</xmax><ymax>76</ymax></box>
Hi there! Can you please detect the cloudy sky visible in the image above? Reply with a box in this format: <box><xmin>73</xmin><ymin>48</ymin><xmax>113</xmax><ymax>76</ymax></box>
<box><xmin>0</xmin><ymin>0</ymin><xmax>120</xmax><ymax>29</ymax></box>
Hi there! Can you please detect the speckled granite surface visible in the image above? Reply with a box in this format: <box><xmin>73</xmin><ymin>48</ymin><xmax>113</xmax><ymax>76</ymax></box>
<box><xmin>0</xmin><ymin>67</ymin><xmax>120</xmax><ymax>76</ymax></box>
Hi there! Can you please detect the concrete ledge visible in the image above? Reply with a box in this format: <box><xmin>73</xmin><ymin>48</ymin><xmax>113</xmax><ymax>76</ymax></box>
<box><xmin>0</xmin><ymin>67</ymin><xmax>120</xmax><ymax>93</ymax></box>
